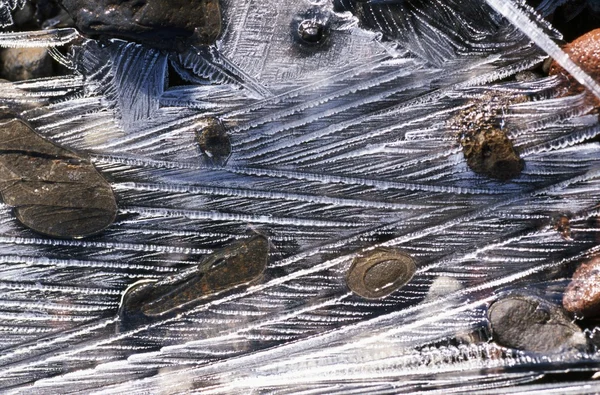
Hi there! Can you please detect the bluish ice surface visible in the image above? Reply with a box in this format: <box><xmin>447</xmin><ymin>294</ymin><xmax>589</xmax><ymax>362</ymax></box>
<box><xmin>0</xmin><ymin>0</ymin><xmax>600</xmax><ymax>393</ymax></box>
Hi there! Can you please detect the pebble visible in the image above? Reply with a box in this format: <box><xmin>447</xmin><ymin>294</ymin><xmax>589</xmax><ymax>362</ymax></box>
<box><xmin>548</xmin><ymin>28</ymin><xmax>600</xmax><ymax>109</ymax></box>
<box><xmin>488</xmin><ymin>293</ymin><xmax>588</xmax><ymax>353</ymax></box>
<box><xmin>347</xmin><ymin>247</ymin><xmax>416</xmax><ymax>299</ymax></box>
<box><xmin>563</xmin><ymin>256</ymin><xmax>600</xmax><ymax>318</ymax></box>
<box><xmin>0</xmin><ymin>117</ymin><xmax>117</xmax><ymax>238</ymax></box>
<box><xmin>0</xmin><ymin>47</ymin><xmax>53</xmax><ymax>81</ymax></box>
<box><xmin>57</xmin><ymin>0</ymin><xmax>222</xmax><ymax>50</ymax></box>
<box><xmin>196</xmin><ymin>118</ymin><xmax>231</xmax><ymax>166</ymax></box>
<box><xmin>120</xmin><ymin>234</ymin><xmax>269</xmax><ymax>318</ymax></box>
<box><xmin>448</xmin><ymin>93</ymin><xmax>525</xmax><ymax>181</ymax></box>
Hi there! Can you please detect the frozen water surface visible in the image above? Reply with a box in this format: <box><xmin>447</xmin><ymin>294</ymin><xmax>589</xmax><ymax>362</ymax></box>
<box><xmin>1</xmin><ymin>0</ymin><xmax>600</xmax><ymax>393</ymax></box>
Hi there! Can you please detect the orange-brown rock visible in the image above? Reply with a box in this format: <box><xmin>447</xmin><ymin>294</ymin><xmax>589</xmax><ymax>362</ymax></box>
<box><xmin>548</xmin><ymin>29</ymin><xmax>600</xmax><ymax>109</ymax></box>
<box><xmin>563</xmin><ymin>256</ymin><xmax>600</xmax><ymax>318</ymax></box>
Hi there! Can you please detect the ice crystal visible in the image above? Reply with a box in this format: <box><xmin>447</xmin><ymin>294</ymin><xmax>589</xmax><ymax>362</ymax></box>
<box><xmin>0</xmin><ymin>0</ymin><xmax>600</xmax><ymax>393</ymax></box>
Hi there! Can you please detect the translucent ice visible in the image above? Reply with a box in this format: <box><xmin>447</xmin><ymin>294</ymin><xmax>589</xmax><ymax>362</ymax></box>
<box><xmin>0</xmin><ymin>0</ymin><xmax>600</xmax><ymax>393</ymax></box>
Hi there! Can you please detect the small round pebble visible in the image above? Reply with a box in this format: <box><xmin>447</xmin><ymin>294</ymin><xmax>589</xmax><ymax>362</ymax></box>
<box><xmin>0</xmin><ymin>47</ymin><xmax>53</xmax><ymax>81</ymax></box>
<box><xmin>563</xmin><ymin>256</ymin><xmax>600</xmax><ymax>318</ymax></box>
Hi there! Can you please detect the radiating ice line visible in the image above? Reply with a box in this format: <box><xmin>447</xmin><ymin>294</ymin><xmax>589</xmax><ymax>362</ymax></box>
<box><xmin>121</xmin><ymin>206</ymin><xmax>362</xmax><ymax>228</ymax></box>
<box><xmin>485</xmin><ymin>0</ymin><xmax>600</xmax><ymax>101</ymax></box>
<box><xmin>115</xmin><ymin>182</ymin><xmax>434</xmax><ymax>210</ymax></box>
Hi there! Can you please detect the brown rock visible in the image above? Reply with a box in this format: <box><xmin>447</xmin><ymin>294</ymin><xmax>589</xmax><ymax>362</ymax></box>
<box><xmin>548</xmin><ymin>29</ymin><xmax>600</xmax><ymax>108</ymax></box>
<box><xmin>57</xmin><ymin>0</ymin><xmax>221</xmax><ymax>50</ymax></box>
<box><xmin>563</xmin><ymin>256</ymin><xmax>600</xmax><ymax>318</ymax></box>
<box><xmin>0</xmin><ymin>47</ymin><xmax>53</xmax><ymax>81</ymax></box>
<box><xmin>448</xmin><ymin>93</ymin><xmax>526</xmax><ymax>181</ymax></box>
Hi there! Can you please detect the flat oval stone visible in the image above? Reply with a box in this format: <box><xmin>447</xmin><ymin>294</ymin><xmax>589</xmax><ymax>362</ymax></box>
<box><xmin>0</xmin><ymin>118</ymin><xmax>117</xmax><ymax>238</ymax></box>
<box><xmin>488</xmin><ymin>294</ymin><xmax>588</xmax><ymax>354</ymax></box>
<box><xmin>563</xmin><ymin>257</ymin><xmax>600</xmax><ymax>318</ymax></box>
<box><xmin>119</xmin><ymin>234</ymin><xmax>269</xmax><ymax>318</ymax></box>
<box><xmin>347</xmin><ymin>247</ymin><xmax>416</xmax><ymax>299</ymax></box>
<box><xmin>57</xmin><ymin>0</ymin><xmax>221</xmax><ymax>50</ymax></box>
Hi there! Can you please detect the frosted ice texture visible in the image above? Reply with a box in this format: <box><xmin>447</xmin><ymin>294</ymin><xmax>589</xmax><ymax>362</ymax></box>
<box><xmin>0</xmin><ymin>0</ymin><xmax>600</xmax><ymax>393</ymax></box>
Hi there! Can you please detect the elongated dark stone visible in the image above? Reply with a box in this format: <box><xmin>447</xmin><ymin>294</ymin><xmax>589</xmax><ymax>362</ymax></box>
<box><xmin>120</xmin><ymin>234</ymin><xmax>269</xmax><ymax>319</ymax></box>
<box><xmin>57</xmin><ymin>0</ymin><xmax>221</xmax><ymax>50</ymax></box>
<box><xmin>0</xmin><ymin>118</ymin><xmax>117</xmax><ymax>238</ymax></box>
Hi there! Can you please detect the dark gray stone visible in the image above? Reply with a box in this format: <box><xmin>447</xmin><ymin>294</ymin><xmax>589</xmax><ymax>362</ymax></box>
<box><xmin>196</xmin><ymin>118</ymin><xmax>231</xmax><ymax>166</ymax></box>
<box><xmin>57</xmin><ymin>0</ymin><xmax>221</xmax><ymax>50</ymax></box>
<box><xmin>0</xmin><ymin>118</ymin><xmax>117</xmax><ymax>238</ymax></box>
<box><xmin>488</xmin><ymin>294</ymin><xmax>588</xmax><ymax>353</ymax></box>
<box><xmin>119</xmin><ymin>234</ymin><xmax>269</xmax><ymax>319</ymax></box>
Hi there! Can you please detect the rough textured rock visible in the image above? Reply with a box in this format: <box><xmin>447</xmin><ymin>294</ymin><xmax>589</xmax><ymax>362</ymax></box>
<box><xmin>0</xmin><ymin>117</ymin><xmax>117</xmax><ymax>238</ymax></box>
<box><xmin>0</xmin><ymin>47</ymin><xmax>53</xmax><ymax>81</ymax></box>
<box><xmin>57</xmin><ymin>0</ymin><xmax>221</xmax><ymax>50</ymax></box>
<box><xmin>548</xmin><ymin>28</ymin><xmax>600</xmax><ymax>109</ymax></box>
<box><xmin>448</xmin><ymin>93</ymin><xmax>526</xmax><ymax>181</ymax></box>
<box><xmin>488</xmin><ymin>294</ymin><xmax>588</xmax><ymax>354</ymax></box>
<box><xmin>563</xmin><ymin>256</ymin><xmax>600</xmax><ymax>318</ymax></box>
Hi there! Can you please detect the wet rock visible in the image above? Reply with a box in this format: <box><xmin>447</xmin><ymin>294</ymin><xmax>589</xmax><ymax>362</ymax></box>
<box><xmin>563</xmin><ymin>256</ymin><xmax>600</xmax><ymax>318</ymax></box>
<box><xmin>347</xmin><ymin>247</ymin><xmax>416</xmax><ymax>299</ymax></box>
<box><xmin>448</xmin><ymin>93</ymin><xmax>525</xmax><ymax>181</ymax></box>
<box><xmin>552</xmin><ymin>213</ymin><xmax>573</xmax><ymax>240</ymax></box>
<box><xmin>292</xmin><ymin>7</ymin><xmax>331</xmax><ymax>48</ymax></box>
<box><xmin>57</xmin><ymin>0</ymin><xmax>221</xmax><ymax>51</ymax></box>
<box><xmin>196</xmin><ymin>118</ymin><xmax>231</xmax><ymax>166</ymax></box>
<box><xmin>120</xmin><ymin>234</ymin><xmax>269</xmax><ymax>319</ymax></box>
<box><xmin>0</xmin><ymin>117</ymin><xmax>117</xmax><ymax>238</ymax></box>
<box><xmin>488</xmin><ymin>294</ymin><xmax>588</xmax><ymax>353</ymax></box>
<box><xmin>0</xmin><ymin>47</ymin><xmax>53</xmax><ymax>81</ymax></box>
<box><xmin>548</xmin><ymin>28</ymin><xmax>600</xmax><ymax>109</ymax></box>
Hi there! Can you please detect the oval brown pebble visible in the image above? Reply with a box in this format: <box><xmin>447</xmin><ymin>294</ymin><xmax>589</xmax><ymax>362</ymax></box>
<box><xmin>563</xmin><ymin>256</ymin><xmax>600</xmax><ymax>318</ymax></box>
<box><xmin>347</xmin><ymin>247</ymin><xmax>416</xmax><ymax>299</ymax></box>
<box><xmin>0</xmin><ymin>118</ymin><xmax>117</xmax><ymax>238</ymax></box>
<box><xmin>548</xmin><ymin>28</ymin><xmax>600</xmax><ymax>108</ymax></box>
<box><xmin>120</xmin><ymin>234</ymin><xmax>269</xmax><ymax>318</ymax></box>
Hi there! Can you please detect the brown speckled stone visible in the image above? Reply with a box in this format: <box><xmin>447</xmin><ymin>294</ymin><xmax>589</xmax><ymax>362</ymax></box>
<box><xmin>563</xmin><ymin>256</ymin><xmax>600</xmax><ymax>318</ymax></box>
<box><xmin>548</xmin><ymin>29</ymin><xmax>600</xmax><ymax>109</ymax></box>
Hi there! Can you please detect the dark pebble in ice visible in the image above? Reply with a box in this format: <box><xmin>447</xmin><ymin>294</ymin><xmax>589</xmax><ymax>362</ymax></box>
<box><xmin>488</xmin><ymin>294</ymin><xmax>588</xmax><ymax>353</ymax></box>
<box><xmin>57</xmin><ymin>0</ymin><xmax>221</xmax><ymax>50</ymax></box>
<box><xmin>196</xmin><ymin>118</ymin><xmax>231</xmax><ymax>166</ymax></box>
<box><xmin>0</xmin><ymin>117</ymin><xmax>117</xmax><ymax>238</ymax></box>
<box><xmin>449</xmin><ymin>93</ymin><xmax>525</xmax><ymax>181</ymax></box>
<box><xmin>461</xmin><ymin>128</ymin><xmax>524</xmax><ymax>181</ymax></box>
<box><xmin>347</xmin><ymin>247</ymin><xmax>416</xmax><ymax>299</ymax></box>
<box><xmin>120</xmin><ymin>234</ymin><xmax>269</xmax><ymax>318</ymax></box>
<box><xmin>563</xmin><ymin>256</ymin><xmax>600</xmax><ymax>318</ymax></box>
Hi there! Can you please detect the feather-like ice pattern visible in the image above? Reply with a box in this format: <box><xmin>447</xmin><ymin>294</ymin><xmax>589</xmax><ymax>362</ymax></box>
<box><xmin>0</xmin><ymin>0</ymin><xmax>25</xmax><ymax>28</ymax></box>
<box><xmin>1</xmin><ymin>0</ymin><xmax>600</xmax><ymax>393</ymax></box>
